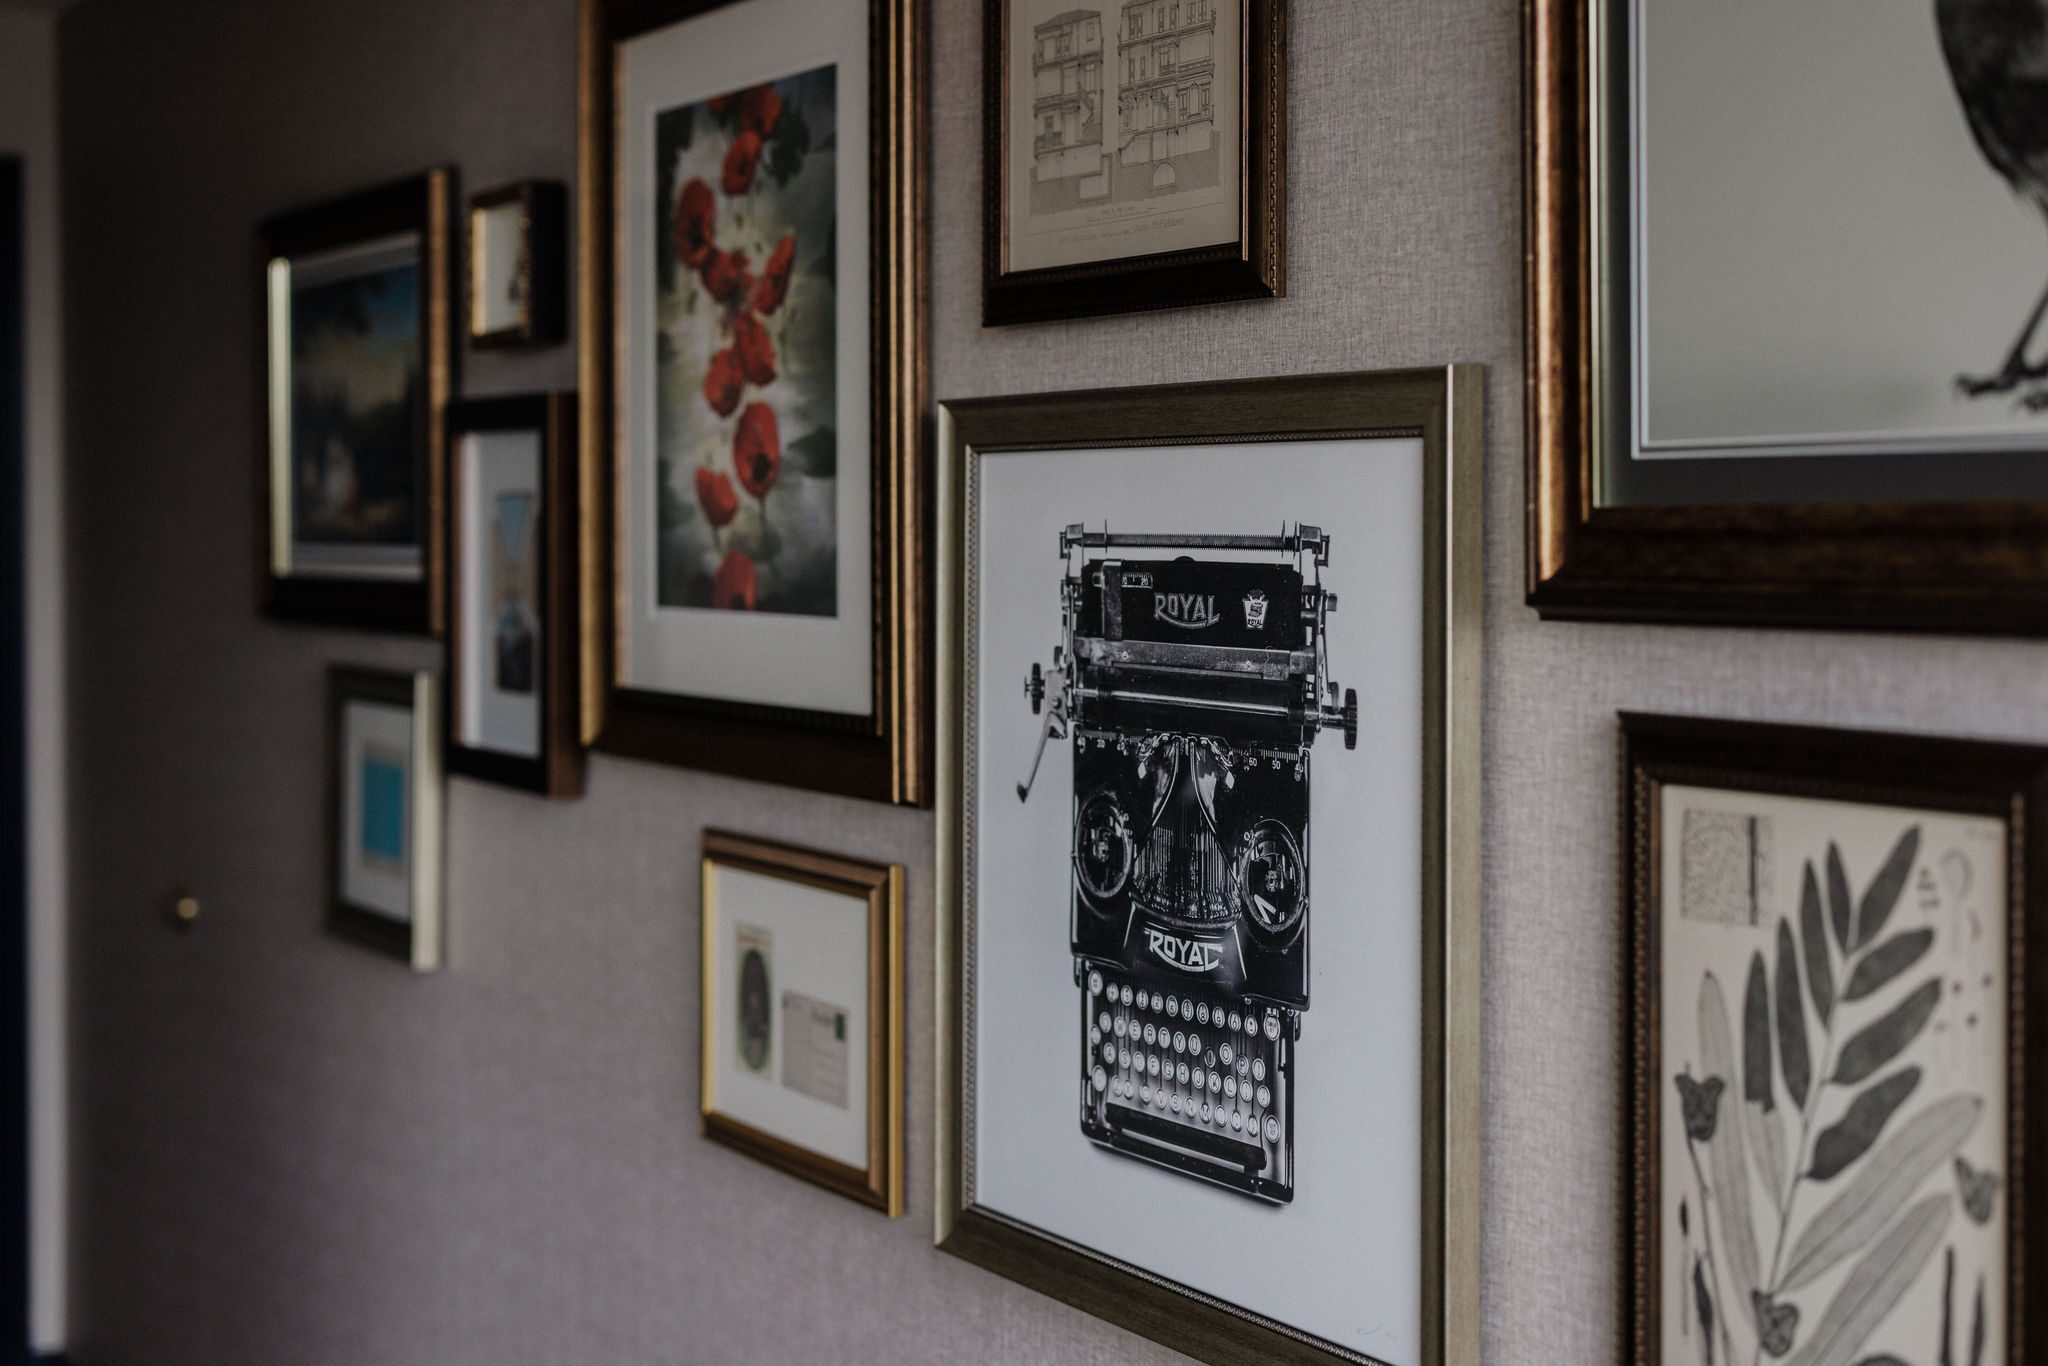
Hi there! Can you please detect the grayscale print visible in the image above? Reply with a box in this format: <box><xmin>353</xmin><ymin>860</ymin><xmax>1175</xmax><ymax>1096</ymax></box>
<box><xmin>1658</xmin><ymin>789</ymin><xmax>2007</xmax><ymax>1366</ymax></box>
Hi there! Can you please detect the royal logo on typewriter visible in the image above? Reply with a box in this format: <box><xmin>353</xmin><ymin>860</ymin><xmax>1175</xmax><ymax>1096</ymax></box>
<box><xmin>1017</xmin><ymin>524</ymin><xmax>1358</xmax><ymax>1207</ymax></box>
<box><xmin>1152</xmin><ymin>590</ymin><xmax>1220</xmax><ymax>630</ymax></box>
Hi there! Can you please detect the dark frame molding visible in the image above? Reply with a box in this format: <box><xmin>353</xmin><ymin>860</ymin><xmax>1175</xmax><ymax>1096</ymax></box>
<box><xmin>324</xmin><ymin>666</ymin><xmax>443</xmax><ymax>970</ymax></box>
<box><xmin>1621</xmin><ymin>712</ymin><xmax>2045</xmax><ymax>1365</ymax></box>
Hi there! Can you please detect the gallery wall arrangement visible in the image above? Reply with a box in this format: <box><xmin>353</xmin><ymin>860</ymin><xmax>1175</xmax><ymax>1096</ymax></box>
<box><xmin>54</xmin><ymin>0</ymin><xmax>2048</xmax><ymax>1359</ymax></box>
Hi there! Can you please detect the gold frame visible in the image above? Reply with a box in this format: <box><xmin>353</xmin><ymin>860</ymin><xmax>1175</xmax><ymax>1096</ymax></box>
<box><xmin>576</xmin><ymin>0</ymin><xmax>930</xmax><ymax>804</ymax></box>
<box><xmin>933</xmin><ymin>368</ymin><xmax>1485</xmax><ymax>1366</ymax></box>
<box><xmin>699</xmin><ymin>830</ymin><xmax>905</xmax><ymax>1216</ymax></box>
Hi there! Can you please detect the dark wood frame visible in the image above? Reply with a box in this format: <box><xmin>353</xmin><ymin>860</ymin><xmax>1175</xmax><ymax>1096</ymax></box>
<box><xmin>981</xmin><ymin>0</ymin><xmax>1286</xmax><ymax>325</ymax></box>
<box><xmin>699</xmin><ymin>830</ymin><xmax>904</xmax><ymax>1215</ymax></box>
<box><xmin>467</xmin><ymin>180</ymin><xmax>567</xmax><ymax>349</ymax></box>
<box><xmin>1525</xmin><ymin>0</ymin><xmax>2048</xmax><ymax>632</ymax></box>
<box><xmin>1622</xmin><ymin>712</ymin><xmax>2044</xmax><ymax>1365</ymax></box>
<box><xmin>444</xmin><ymin>393</ymin><xmax>584</xmax><ymax>797</ymax></box>
<box><xmin>259</xmin><ymin>169</ymin><xmax>455</xmax><ymax>635</ymax></box>
<box><xmin>934</xmin><ymin>369</ymin><xmax>1485</xmax><ymax>1366</ymax></box>
<box><xmin>577</xmin><ymin>0</ymin><xmax>930</xmax><ymax>805</ymax></box>
<box><xmin>325</xmin><ymin>666</ymin><xmax>444</xmax><ymax>970</ymax></box>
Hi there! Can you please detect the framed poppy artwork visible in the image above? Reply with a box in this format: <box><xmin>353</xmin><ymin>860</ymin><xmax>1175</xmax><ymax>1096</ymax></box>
<box><xmin>327</xmin><ymin>666</ymin><xmax>444</xmax><ymax>970</ymax></box>
<box><xmin>1622</xmin><ymin>714</ymin><xmax>2046</xmax><ymax>1366</ymax></box>
<box><xmin>699</xmin><ymin>830</ymin><xmax>904</xmax><ymax>1214</ymax></box>
<box><xmin>981</xmin><ymin>0</ymin><xmax>1286</xmax><ymax>325</ymax></box>
<box><xmin>259</xmin><ymin>170</ymin><xmax>454</xmax><ymax>634</ymax></box>
<box><xmin>445</xmin><ymin>393</ymin><xmax>583</xmax><ymax>796</ymax></box>
<box><xmin>578</xmin><ymin>0</ymin><xmax>929</xmax><ymax>804</ymax></box>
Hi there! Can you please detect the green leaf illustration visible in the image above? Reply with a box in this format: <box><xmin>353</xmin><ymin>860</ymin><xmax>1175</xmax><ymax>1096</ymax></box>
<box><xmin>1801</xmin><ymin>864</ymin><xmax>1835</xmax><ymax>1027</ymax></box>
<box><xmin>1776</xmin><ymin>920</ymin><xmax>1811</xmax><ymax>1109</ymax></box>
<box><xmin>1833</xmin><ymin>979</ymin><xmax>1940</xmax><ymax>1087</ymax></box>
<box><xmin>787</xmin><ymin>426</ymin><xmax>836</xmax><ymax>478</ymax></box>
<box><xmin>1826</xmin><ymin>845</ymin><xmax>1853</xmax><ymax>953</ymax></box>
<box><xmin>1854</xmin><ymin>827</ymin><xmax>1920</xmax><ymax>952</ymax></box>
<box><xmin>1778</xmin><ymin>1094</ymin><xmax>1980</xmax><ymax>1294</ymax></box>
<box><xmin>1700</xmin><ymin>973</ymin><xmax>1762</xmax><ymax>1321</ymax></box>
<box><xmin>1842</xmin><ymin>929</ymin><xmax>1933</xmax><ymax>1003</ymax></box>
<box><xmin>1808</xmin><ymin>1068</ymin><xmax>1920</xmax><ymax>1182</ymax></box>
<box><xmin>1786</xmin><ymin>1195</ymin><xmax>1949</xmax><ymax>1366</ymax></box>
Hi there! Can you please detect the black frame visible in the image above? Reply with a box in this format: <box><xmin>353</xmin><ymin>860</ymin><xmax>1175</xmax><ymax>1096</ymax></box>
<box><xmin>258</xmin><ymin>169</ymin><xmax>455</xmax><ymax>635</ymax></box>
<box><xmin>444</xmin><ymin>392</ymin><xmax>583</xmax><ymax>796</ymax></box>
<box><xmin>325</xmin><ymin>666</ymin><xmax>441</xmax><ymax>966</ymax></box>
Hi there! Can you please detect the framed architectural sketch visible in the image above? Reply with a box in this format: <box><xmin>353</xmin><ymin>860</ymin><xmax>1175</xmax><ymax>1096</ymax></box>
<box><xmin>699</xmin><ymin>830</ymin><xmax>903</xmax><ymax>1214</ymax></box>
<box><xmin>934</xmin><ymin>369</ymin><xmax>1483</xmax><ymax>1366</ymax></box>
<box><xmin>577</xmin><ymin>0</ymin><xmax>929</xmax><ymax>804</ymax></box>
<box><xmin>1623</xmin><ymin>713</ymin><xmax>2045</xmax><ymax>1366</ymax></box>
<box><xmin>259</xmin><ymin>170</ymin><xmax>454</xmax><ymax>634</ymax></box>
<box><xmin>468</xmin><ymin>180</ymin><xmax>566</xmax><ymax>348</ymax></box>
<box><xmin>445</xmin><ymin>393</ymin><xmax>582</xmax><ymax>796</ymax></box>
<box><xmin>326</xmin><ymin>667</ymin><xmax>444</xmax><ymax>969</ymax></box>
<box><xmin>982</xmin><ymin>0</ymin><xmax>1284</xmax><ymax>324</ymax></box>
<box><xmin>1527</xmin><ymin>0</ymin><xmax>2048</xmax><ymax>630</ymax></box>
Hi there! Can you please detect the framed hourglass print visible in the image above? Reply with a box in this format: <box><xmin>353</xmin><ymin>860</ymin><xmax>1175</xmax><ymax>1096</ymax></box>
<box><xmin>445</xmin><ymin>393</ymin><xmax>583</xmax><ymax>795</ymax></box>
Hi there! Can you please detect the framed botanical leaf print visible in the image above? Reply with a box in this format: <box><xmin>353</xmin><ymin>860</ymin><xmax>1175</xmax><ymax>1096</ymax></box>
<box><xmin>578</xmin><ymin>0</ymin><xmax>928</xmax><ymax>804</ymax></box>
<box><xmin>1623</xmin><ymin>714</ymin><xmax>2045</xmax><ymax>1366</ymax></box>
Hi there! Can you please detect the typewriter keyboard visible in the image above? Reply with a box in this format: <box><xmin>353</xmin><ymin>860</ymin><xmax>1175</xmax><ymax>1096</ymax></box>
<box><xmin>1077</xmin><ymin>966</ymin><xmax>1294</xmax><ymax>1202</ymax></box>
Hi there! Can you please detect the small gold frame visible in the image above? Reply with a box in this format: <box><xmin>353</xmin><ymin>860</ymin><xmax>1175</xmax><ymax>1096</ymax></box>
<box><xmin>699</xmin><ymin>830</ymin><xmax>904</xmax><ymax>1216</ymax></box>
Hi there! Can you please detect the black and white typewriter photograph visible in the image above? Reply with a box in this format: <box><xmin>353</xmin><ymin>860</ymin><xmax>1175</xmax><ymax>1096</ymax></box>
<box><xmin>938</xmin><ymin>370</ymin><xmax>1484</xmax><ymax>1366</ymax></box>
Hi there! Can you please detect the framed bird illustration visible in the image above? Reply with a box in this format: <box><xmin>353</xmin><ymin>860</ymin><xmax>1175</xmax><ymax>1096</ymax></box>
<box><xmin>1527</xmin><ymin>0</ymin><xmax>2048</xmax><ymax>632</ymax></box>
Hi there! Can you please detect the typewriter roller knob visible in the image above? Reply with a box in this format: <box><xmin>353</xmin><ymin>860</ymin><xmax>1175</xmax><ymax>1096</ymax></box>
<box><xmin>1342</xmin><ymin>688</ymin><xmax>1358</xmax><ymax>750</ymax></box>
<box><xmin>1025</xmin><ymin>662</ymin><xmax>1046</xmax><ymax>715</ymax></box>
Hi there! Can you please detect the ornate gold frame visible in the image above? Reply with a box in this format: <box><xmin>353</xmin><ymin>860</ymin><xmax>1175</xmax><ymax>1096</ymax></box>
<box><xmin>577</xmin><ymin>0</ymin><xmax>930</xmax><ymax>804</ymax></box>
<box><xmin>699</xmin><ymin>830</ymin><xmax>905</xmax><ymax>1215</ymax></box>
<box><xmin>933</xmin><ymin>368</ymin><xmax>1484</xmax><ymax>1366</ymax></box>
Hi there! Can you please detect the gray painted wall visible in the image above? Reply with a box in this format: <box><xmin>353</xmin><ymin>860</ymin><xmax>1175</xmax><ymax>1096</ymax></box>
<box><xmin>55</xmin><ymin>0</ymin><xmax>2048</xmax><ymax>1361</ymax></box>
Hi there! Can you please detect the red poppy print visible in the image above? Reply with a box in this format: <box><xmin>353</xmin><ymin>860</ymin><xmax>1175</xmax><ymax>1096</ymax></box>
<box><xmin>732</xmin><ymin>402</ymin><xmax>781</xmax><ymax>500</ymax></box>
<box><xmin>711</xmin><ymin>549</ymin><xmax>757</xmax><ymax>610</ymax></box>
<box><xmin>752</xmin><ymin>235</ymin><xmax>796</xmax><ymax>315</ymax></box>
<box><xmin>740</xmin><ymin>85</ymin><xmax>782</xmax><ymax>140</ymax></box>
<box><xmin>701</xmin><ymin>347</ymin><xmax>744</xmax><ymax>418</ymax></box>
<box><xmin>694</xmin><ymin>467</ymin><xmax>739</xmax><ymax>530</ymax></box>
<box><xmin>722</xmin><ymin>131</ymin><xmax>763</xmax><ymax>196</ymax></box>
<box><xmin>733</xmin><ymin>312</ymin><xmax>777</xmax><ymax>386</ymax></box>
<box><xmin>698</xmin><ymin>248</ymin><xmax>753</xmax><ymax>308</ymax></box>
<box><xmin>673</xmin><ymin>177</ymin><xmax>716</xmax><ymax>270</ymax></box>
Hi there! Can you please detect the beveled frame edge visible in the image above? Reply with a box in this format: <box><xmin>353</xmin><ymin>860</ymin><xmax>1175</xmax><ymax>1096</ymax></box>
<box><xmin>468</xmin><ymin>180</ymin><xmax>568</xmax><ymax>349</ymax></box>
<box><xmin>444</xmin><ymin>392</ymin><xmax>586</xmax><ymax>798</ymax></box>
<box><xmin>1619</xmin><ymin>712</ymin><xmax>2043</xmax><ymax>1366</ymax></box>
<box><xmin>980</xmin><ymin>0</ymin><xmax>1286</xmax><ymax>326</ymax></box>
<box><xmin>933</xmin><ymin>366</ymin><xmax>1484</xmax><ymax>1366</ymax></box>
<box><xmin>324</xmin><ymin>665</ymin><xmax>445</xmax><ymax>972</ymax></box>
<box><xmin>259</xmin><ymin>168</ymin><xmax>456</xmax><ymax>637</ymax></box>
<box><xmin>1522</xmin><ymin>0</ymin><xmax>2048</xmax><ymax>634</ymax></box>
<box><xmin>698</xmin><ymin>829</ymin><xmax>906</xmax><ymax>1216</ymax></box>
<box><xmin>574</xmin><ymin>0</ymin><xmax>932</xmax><ymax>805</ymax></box>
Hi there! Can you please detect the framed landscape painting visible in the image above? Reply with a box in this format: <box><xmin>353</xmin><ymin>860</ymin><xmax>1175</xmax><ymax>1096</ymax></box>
<box><xmin>260</xmin><ymin>170</ymin><xmax>454</xmax><ymax>634</ymax></box>
<box><xmin>1623</xmin><ymin>714</ymin><xmax>2044</xmax><ymax>1366</ymax></box>
<box><xmin>982</xmin><ymin>0</ymin><xmax>1285</xmax><ymax>324</ymax></box>
<box><xmin>578</xmin><ymin>0</ymin><xmax>929</xmax><ymax>804</ymax></box>
<box><xmin>1527</xmin><ymin>0</ymin><xmax>2048</xmax><ymax>629</ymax></box>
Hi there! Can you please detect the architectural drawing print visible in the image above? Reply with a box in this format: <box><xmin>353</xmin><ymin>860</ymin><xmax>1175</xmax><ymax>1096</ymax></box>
<box><xmin>1029</xmin><ymin>10</ymin><xmax>1108</xmax><ymax>215</ymax></box>
<box><xmin>1114</xmin><ymin>0</ymin><xmax>1217</xmax><ymax>200</ymax></box>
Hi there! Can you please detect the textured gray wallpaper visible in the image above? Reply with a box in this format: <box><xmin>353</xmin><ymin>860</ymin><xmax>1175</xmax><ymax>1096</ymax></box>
<box><xmin>55</xmin><ymin>0</ymin><xmax>2048</xmax><ymax>1362</ymax></box>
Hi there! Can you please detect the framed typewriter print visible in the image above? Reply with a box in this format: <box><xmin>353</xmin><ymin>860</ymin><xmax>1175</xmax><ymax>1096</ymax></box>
<box><xmin>577</xmin><ymin>0</ymin><xmax>929</xmax><ymax>805</ymax></box>
<box><xmin>1527</xmin><ymin>0</ymin><xmax>2048</xmax><ymax>630</ymax></box>
<box><xmin>445</xmin><ymin>393</ymin><xmax>583</xmax><ymax>796</ymax></box>
<box><xmin>699</xmin><ymin>831</ymin><xmax>904</xmax><ymax>1215</ymax></box>
<box><xmin>1622</xmin><ymin>714</ymin><xmax>2045</xmax><ymax>1366</ymax></box>
<box><xmin>983</xmin><ymin>0</ymin><xmax>1285</xmax><ymax>325</ymax></box>
<box><xmin>327</xmin><ymin>667</ymin><xmax>445</xmax><ymax>970</ymax></box>
<box><xmin>468</xmin><ymin>180</ymin><xmax>567</xmax><ymax>349</ymax></box>
<box><xmin>259</xmin><ymin>170</ymin><xmax>454</xmax><ymax>634</ymax></box>
<box><xmin>935</xmin><ymin>368</ymin><xmax>1483</xmax><ymax>1366</ymax></box>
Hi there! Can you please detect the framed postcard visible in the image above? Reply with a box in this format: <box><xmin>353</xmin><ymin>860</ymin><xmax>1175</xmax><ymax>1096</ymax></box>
<box><xmin>445</xmin><ymin>393</ymin><xmax>583</xmax><ymax>796</ymax></box>
<box><xmin>468</xmin><ymin>180</ymin><xmax>567</xmax><ymax>348</ymax></box>
<box><xmin>699</xmin><ymin>830</ymin><xmax>903</xmax><ymax>1214</ymax></box>
<box><xmin>327</xmin><ymin>667</ymin><xmax>444</xmax><ymax>969</ymax></box>
<box><xmin>935</xmin><ymin>369</ymin><xmax>1483</xmax><ymax>1366</ymax></box>
<box><xmin>1527</xmin><ymin>0</ymin><xmax>2048</xmax><ymax>630</ymax></box>
<box><xmin>982</xmin><ymin>0</ymin><xmax>1285</xmax><ymax>324</ymax></box>
<box><xmin>577</xmin><ymin>0</ymin><xmax>929</xmax><ymax>804</ymax></box>
<box><xmin>259</xmin><ymin>170</ymin><xmax>454</xmax><ymax>634</ymax></box>
<box><xmin>1623</xmin><ymin>713</ymin><xmax>2045</xmax><ymax>1366</ymax></box>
